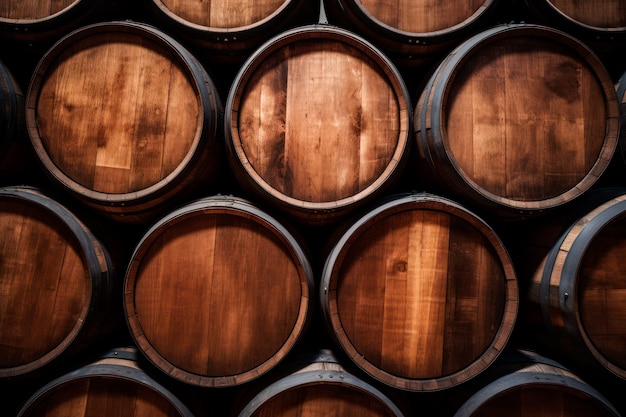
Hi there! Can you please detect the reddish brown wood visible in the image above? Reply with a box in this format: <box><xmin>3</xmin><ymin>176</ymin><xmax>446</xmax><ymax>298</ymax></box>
<box><xmin>320</xmin><ymin>193</ymin><xmax>518</xmax><ymax>391</ymax></box>
<box><xmin>124</xmin><ymin>196</ymin><xmax>314</xmax><ymax>387</ymax></box>
<box><xmin>415</xmin><ymin>24</ymin><xmax>619</xmax><ymax>218</ymax></box>
<box><xmin>530</xmin><ymin>0</ymin><xmax>626</xmax><ymax>34</ymax></box>
<box><xmin>0</xmin><ymin>186</ymin><xmax>116</xmax><ymax>379</ymax></box>
<box><xmin>0</xmin><ymin>0</ymin><xmax>105</xmax><ymax>42</ymax></box>
<box><xmin>226</xmin><ymin>25</ymin><xmax>411</xmax><ymax>223</ymax></box>
<box><xmin>325</xmin><ymin>0</ymin><xmax>497</xmax><ymax>59</ymax></box>
<box><xmin>17</xmin><ymin>348</ymin><xmax>195</xmax><ymax>417</ymax></box>
<box><xmin>146</xmin><ymin>0</ymin><xmax>313</xmax><ymax>58</ymax></box>
<box><xmin>27</xmin><ymin>21</ymin><xmax>222</xmax><ymax>223</ymax></box>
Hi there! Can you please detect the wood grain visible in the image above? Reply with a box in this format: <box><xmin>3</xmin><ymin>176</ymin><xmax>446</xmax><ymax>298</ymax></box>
<box><xmin>579</xmin><ymin>213</ymin><xmax>626</xmax><ymax>371</ymax></box>
<box><xmin>156</xmin><ymin>0</ymin><xmax>287</xmax><ymax>28</ymax></box>
<box><xmin>415</xmin><ymin>25</ymin><xmax>619</xmax><ymax>216</ymax></box>
<box><xmin>336</xmin><ymin>210</ymin><xmax>506</xmax><ymax>379</ymax></box>
<box><xmin>321</xmin><ymin>195</ymin><xmax>517</xmax><ymax>390</ymax></box>
<box><xmin>21</xmin><ymin>378</ymin><xmax>181</xmax><ymax>417</ymax></box>
<box><xmin>125</xmin><ymin>198</ymin><xmax>312</xmax><ymax>386</ymax></box>
<box><xmin>229</xmin><ymin>29</ymin><xmax>410</xmax><ymax>222</ymax></box>
<box><xmin>0</xmin><ymin>0</ymin><xmax>76</xmax><ymax>19</ymax></box>
<box><xmin>549</xmin><ymin>0</ymin><xmax>626</xmax><ymax>28</ymax></box>
<box><xmin>0</xmin><ymin>199</ymin><xmax>87</xmax><ymax>369</ymax></box>
<box><xmin>35</xmin><ymin>31</ymin><xmax>199</xmax><ymax>194</ymax></box>
<box><xmin>237</xmin><ymin>38</ymin><xmax>399</xmax><ymax>202</ymax></box>
<box><xmin>445</xmin><ymin>36</ymin><xmax>606</xmax><ymax>201</ymax></box>
<box><xmin>358</xmin><ymin>0</ymin><xmax>487</xmax><ymax>33</ymax></box>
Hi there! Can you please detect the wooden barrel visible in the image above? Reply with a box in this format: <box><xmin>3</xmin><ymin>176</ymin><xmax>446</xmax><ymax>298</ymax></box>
<box><xmin>145</xmin><ymin>0</ymin><xmax>316</xmax><ymax>60</ymax></box>
<box><xmin>17</xmin><ymin>347</ymin><xmax>196</xmax><ymax>417</ymax></box>
<box><xmin>414</xmin><ymin>24</ymin><xmax>620</xmax><ymax>219</ymax></box>
<box><xmin>0</xmin><ymin>186</ymin><xmax>117</xmax><ymax>379</ymax></box>
<box><xmin>323</xmin><ymin>0</ymin><xmax>499</xmax><ymax>60</ymax></box>
<box><xmin>453</xmin><ymin>350</ymin><xmax>621</xmax><ymax>417</ymax></box>
<box><xmin>26</xmin><ymin>21</ymin><xmax>223</xmax><ymax>223</ymax></box>
<box><xmin>320</xmin><ymin>193</ymin><xmax>518</xmax><ymax>391</ymax></box>
<box><xmin>0</xmin><ymin>59</ymin><xmax>24</xmax><ymax>162</ymax></box>
<box><xmin>226</xmin><ymin>25</ymin><xmax>412</xmax><ymax>224</ymax></box>
<box><xmin>524</xmin><ymin>0</ymin><xmax>626</xmax><ymax>42</ymax></box>
<box><xmin>0</xmin><ymin>0</ymin><xmax>106</xmax><ymax>44</ymax></box>
<box><xmin>124</xmin><ymin>195</ymin><xmax>314</xmax><ymax>387</ymax></box>
<box><xmin>236</xmin><ymin>350</ymin><xmax>406</xmax><ymax>417</ymax></box>
<box><xmin>519</xmin><ymin>188</ymin><xmax>626</xmax><ymax>380</ymax></box>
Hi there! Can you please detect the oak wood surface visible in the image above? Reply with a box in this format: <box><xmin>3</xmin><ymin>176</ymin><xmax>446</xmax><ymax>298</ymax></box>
<box><xmin>0</xmin><ymin>0</ymin><xmax>76</xmax><ymax>19</ymax></box>
<box><xmin>357</xmin><ymin>0</ymin><xmax>487</xmax><ymax>33</ymax></box>
<box><xmin>0</xmin><ymin>199</ymin><xmax>87</xmax><ymax>369</ymax></box>
<box><xmin>18</xmin><ymin>348</ymin><xmax>194</xmax><ymax>417</ymax></box>
<box><xmin>336</xmin><ymin>210</ymin><xmax>505</xmax><ymax>379</ymax></box>
<box><xmin>34</xmin><ymin>31</ymin><xmax>199</xmax><ymax>195</ymax></box>
<box><xmin>20</xmin><ymin>378</ymin><xmax>182</xmax><ymax>417</ymax></box>
<box><xmin>321</xmin><ymin>195</ymin><xmax>518</xmax><ymax>390</ymax></box>
<box><xmin>156</xmin><ymin>0</ymin><xmax>288</xmax><ymax>28</ymax></box>
<box><xmin>228</xmin><ymin>28</ymin><xmax>410</xmax><ymax>221</ymax></box>
<box><xmin>125</xmin><ymin>198</ymin><xmax>312</xmax><ymax>386</ymax></box>
<box><xmin>548</xmin><ymin>0</ymin><xmax>626</xmax><ymax>28</ymax></box>
<box><xmin>525</xmin><ymin>193</ymin><xmax>626</xmax><ymax>379</ymax></box>
<box><xmin>579</xmin><ymin>213</ymin><xmax>626</xmax><ymax>371</ymax></box>
<box><xmin>415</xmin><ymin>25</ymin><xmax>619</xmax><ymax>216</ymax></box>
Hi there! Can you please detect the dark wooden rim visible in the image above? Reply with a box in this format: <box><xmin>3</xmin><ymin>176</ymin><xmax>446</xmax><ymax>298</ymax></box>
<box><xmin>0</xmin><ymin>186</ymin><xmax>113</xmax><ymax>378</ymax></box>
<box><xmin>541</xmin><ymin>194</ymin><xmax>626</xmax><ymax>380</ymax></box>
<box><xmin>415</xmin><ymin>24</ymin><xmax>620</xmax><ymax>215</ymax></box>
<box><xmin>17</xmin><ymin>348</ymin><xmax>195</xmax><ymax>417</ymax></box>
<box><xmin>238</xmin><ymin>368</ymin><xmax>405</xmax><ymax>417</ymax></box>
<box><xmin>320</xmin><ymin>193</ymin><xmax>518</xmax><ymax>391</ymax></box>
<box><xmin>124</xmin><ymin>195</ymin><xmax>314</xmax><ymax>387</ymax></box>
<box><xmin>26</xmin><ymin>21</ymin><xmax>221</xmax><ymax>208</ymax></box>
<box><xmin>225</xmin><ymin>24</ymin><xmax>412</xmax><ymax>217</ymax></box>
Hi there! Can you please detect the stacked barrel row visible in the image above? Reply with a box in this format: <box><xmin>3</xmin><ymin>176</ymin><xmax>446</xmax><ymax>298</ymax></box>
<box><xmin>1</xmin><ymin>0</ymin><xmax>625</xmax><ymax>416</ymax></box>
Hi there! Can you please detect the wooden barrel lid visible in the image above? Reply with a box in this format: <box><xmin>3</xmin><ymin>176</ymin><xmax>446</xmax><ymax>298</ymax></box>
<box><xmin>226</xmin><ymin>25</ymin><xmax>411</xmax><ymax>224</ymax></box>
<box><xmin>415</xmin><ymin>24</ymin><xmax>619</xmax><ymax>218</ymax></box>
<box><xmin>533</xmin><ymin>192</ymin><xmax>626</xmax><ymax>380</ymax></box>
<box><xmin>237</xmin><ymin>350</ymin><xmax>405</xmax><ymax>417</ymax></box>
<box><xmin>0</xmin><ymin>186</ymin><xmax>115</xmax><ymax>379</ymax></box>
<box><xmin>453</xmin><ymin>350</ymin><xmax>620</xmax><ymax>417</ymax></box>
<box><xmin>26</xmin><ymin>21</ymin><xmax>222</xmax><ymax>222</ymax></box>
<box><xmin>124</xmin><ymin>196</ymin><xmax>314</xmax><ymax>387</ymax></box>
<box><xmin>320</xmin><ymin>193</ymin><xmax>518</xmax><ymax>391</ymax></box>
<box><xmin>0</xmin><ymin>0</ymin><xmax>105</xmax><ymax>42</ymax></box>
<box><xmin>526</xmin><ymin>0</ymin><xmax>626</xmax><ymax>39</ymax></box>
<box><xmin>145</xmin><ymin>0</ymin><xmax>312</xmax><ymax>57</ymax></box>
<box><xmin>18</xmin><ymin>348</ymin><xmax>195</xmax><ymax>417</ymax></box>
<box><xmin>327</xmin><ymin>0</ymin><xmax>498</xmax><ymax>57</ymax></box>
